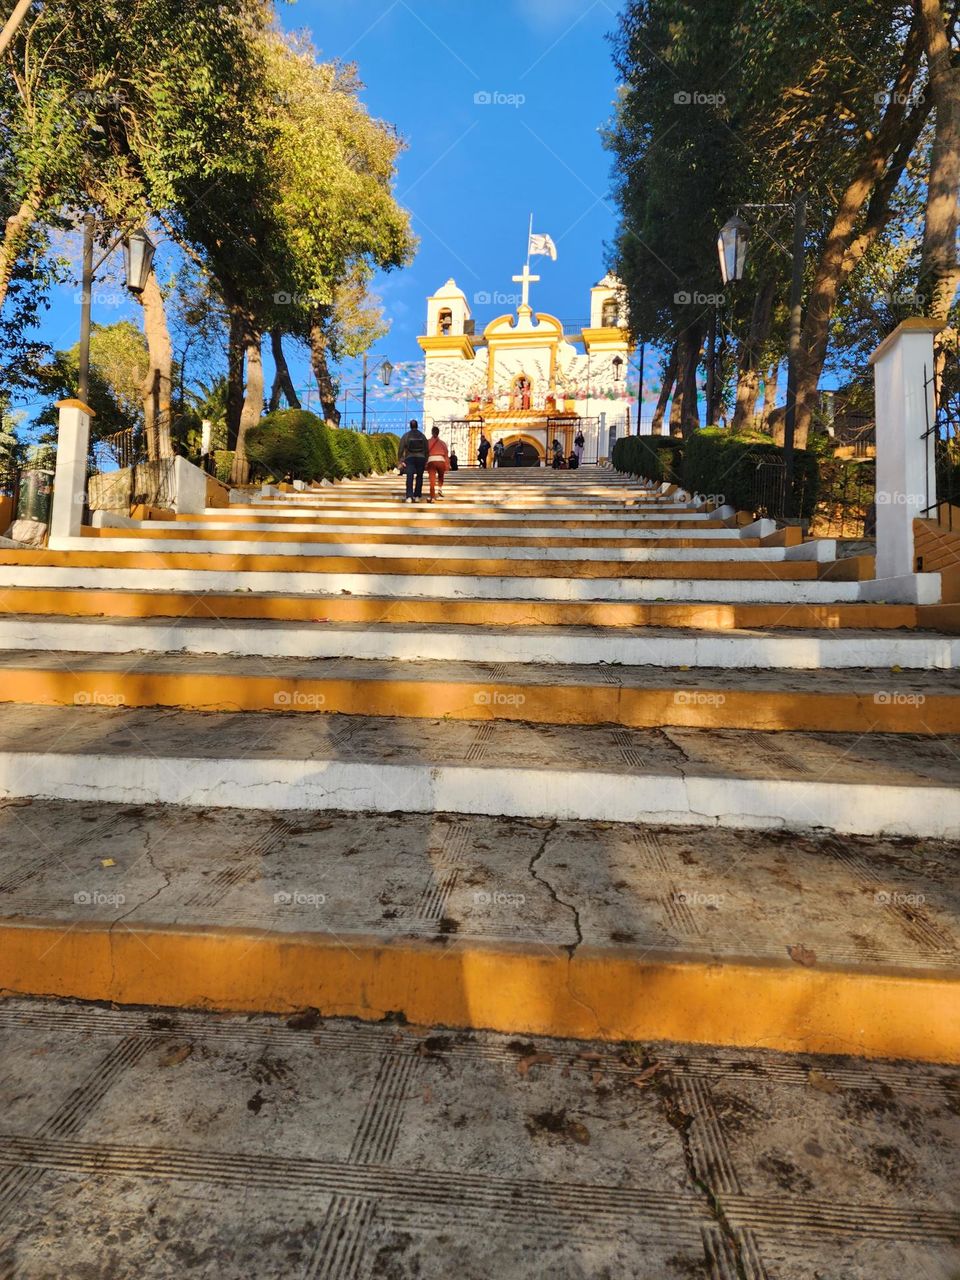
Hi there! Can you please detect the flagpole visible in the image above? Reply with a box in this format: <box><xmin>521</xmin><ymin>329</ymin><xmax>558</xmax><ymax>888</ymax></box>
<box><xmin>526</xmin><ymin>212</ymin><xmax>533</xmax><ymax>269</ymax></box>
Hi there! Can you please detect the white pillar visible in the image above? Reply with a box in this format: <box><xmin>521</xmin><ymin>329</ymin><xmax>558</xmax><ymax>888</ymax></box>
<box><xmin>49</xmin><ymin>398</ymin><xmax>94</xmax><ymax>544</ymax></box>
<box><xmin>863</xmin><ymin>319</ymin><xmax>941</xmax><ymax>603</ymax></box>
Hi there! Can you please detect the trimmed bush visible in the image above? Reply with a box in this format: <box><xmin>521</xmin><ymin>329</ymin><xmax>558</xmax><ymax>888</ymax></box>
<box><xmin>245</xmin><ymin>409</ymin><xmax>399</xmax><ymax>482</ymax></box>
<box><xmin>681</xmin><ymin>427</ymin><xmax>819</xmax><ymax>519</ymax></box>
<box><xmin>612</xmin><ymin>434</ymin><xmax>684</xmax><ymax>483</ymax></box>
<box><xmin>213</xmin><ymin>450</ymin><xmax>235</xmax><ymax>484</ymax></box>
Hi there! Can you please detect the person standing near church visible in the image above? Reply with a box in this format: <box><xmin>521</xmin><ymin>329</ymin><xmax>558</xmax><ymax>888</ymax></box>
<box><xmin>398</xmin><ymin>419</ymin><xmax>428</xmax><ymax>503</ymax></box>
<box><xmin>493</xmin><ymin>439</ymin><xmax>505</xmax><ymax>468</ymax></box>
<box><xmin>513</xmin><ymin>440</ymin><xmax>524</xmax><ymax>467</ymax></box>
<box><xmin>574</xmin><ymin>429</ymin><xmax>585</xmax><ymax>464</ymax></box>
<box><xmin>478</xmin><ymin>434</ymin><xmax>491</xmax><ymax>469</ymax></box>
<box><xmin>426</xmin><ymin>425</ymin><xmax>450</xmax><ymax>503</ymax></box>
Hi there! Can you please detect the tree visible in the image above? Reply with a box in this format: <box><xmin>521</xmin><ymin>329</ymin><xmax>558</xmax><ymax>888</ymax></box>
<box><xmin>607</xmin><ymin>0</ymin><xmax>940</xmax><ymax>446</ymax></box>
<box><xmin>35</xmin><ymin>321</ymin><xmax>148</xmax><ymax>445</ymax></box>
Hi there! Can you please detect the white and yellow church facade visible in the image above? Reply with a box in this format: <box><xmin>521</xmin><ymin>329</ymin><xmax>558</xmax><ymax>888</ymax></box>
<box><xmin>417</xmin><ymin>269</ymin><xmax>636</xmax><ymax>465</ymax></box>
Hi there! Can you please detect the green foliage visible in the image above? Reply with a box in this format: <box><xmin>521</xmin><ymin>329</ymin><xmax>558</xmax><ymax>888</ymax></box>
<box><xmin>244</xmin><ymin>409</ymin><xmax>398</xmax><ymax>482</ymax></box>
<box><xmin>611</xmin><ymin>435</ymin><xmax>684</xmax><ymax>483</ymax></box>
<box><xmin>681</xmin><ymin>428</ymin><xmax>819</xmax><ymax>519</ymax></box>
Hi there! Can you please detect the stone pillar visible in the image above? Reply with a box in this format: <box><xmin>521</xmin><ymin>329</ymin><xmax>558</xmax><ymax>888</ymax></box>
<box><xmin>868</xmin><ymin>320</ymin><xmax>940</xmax><ymax>591</ymax></box>
<box><xmin>49</xmin><ymin>398</ymin><xmax>95</xmax><ymax>544</ymax></box>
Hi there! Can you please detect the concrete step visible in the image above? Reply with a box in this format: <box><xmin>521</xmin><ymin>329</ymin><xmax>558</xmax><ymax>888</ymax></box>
<box><xmin>220</xmin><ymin>507</ymin><xmax>732</xmax><ymax>525</ymax></box>
<box><xmin>2</xmin><ymin>615</ymin><xmax>957</xmax><ymax>667</ymax></box>
<box><xmin>60</xmin><ymin>535</ymin><xmax>815</xmax><ymax>564</ymax></box>
<box><xmin>0</xmin><ymin>705</ymin><xmax>958</xmax><ymax>836</ymax></box>
<box><xmin>0</xmin><ymin>585</ymin><xmax>923</xmax><ymax>631</ymax></box>
<box><xmin>0</xmin><ymin>561</ymin><xmax>865</xmax><ymax>603</ymax></box>
<box><xmin>2</xmin><ymin>651</ymin><xmax>957</xmax><ymax>732</ymax></box>
<box><xmin>90</xmin><ymin>522</ymin><xmax>758</xmax><ymax>546</ymax></box>
<box><xmin>1</xmin><ymin>801</ymin><xmax>957</xmax><ymax>1061</ymax></box>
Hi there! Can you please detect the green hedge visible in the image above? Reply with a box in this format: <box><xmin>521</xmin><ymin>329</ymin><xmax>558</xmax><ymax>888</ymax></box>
<box><xmin>611</xmin><ymin>435</ymin><xmax>684</xmax><ymax>483</ymax></box>
<box><xmin>244</xmin><ymin>410</ymin><xmax>399</xmax><ymax>482</ymax></box>
<box><xmin>681</xmin><ymin>428</ymin><xmax>819</xmax><ymax>519</ymax></box>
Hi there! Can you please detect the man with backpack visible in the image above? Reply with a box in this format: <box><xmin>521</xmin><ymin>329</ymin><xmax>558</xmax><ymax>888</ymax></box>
<box><xmin>398</xmin><ymin>419</ymin><xmax>429</xmax><ymax>503</ymax></box>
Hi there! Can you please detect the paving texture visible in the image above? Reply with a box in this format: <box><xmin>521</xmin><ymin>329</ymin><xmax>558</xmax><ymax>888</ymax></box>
<box><xmin>1</xmin><ymin>801</ymin><xmax>957</xmax><ymax>973</ymax></box>
<box><xmin>0</xmin><ymin>998</ymin><xmax>957</xmax><ymax>1279</ymax></box>
<box><xmin>0</xmin><ymin>704</ymin><xmax>957</xmax><ymax>789</ymax></box>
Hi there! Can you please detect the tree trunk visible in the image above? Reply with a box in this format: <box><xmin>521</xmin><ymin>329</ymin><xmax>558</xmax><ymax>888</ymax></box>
<box><xmin>650</xmin><ymin>343</ymin><xmax>676</xmax><ymax>435</ymax></box>
<box><xmin>732</xmin><ymin>279</ymin><xmax>776</xmax><ymax>432</ymax></box>
<box><xmin>139</xmin><ymin>270</ymin><xmax>174</xmax><ymax>460</ymax></box>
<box><xmin>0</xmin><ymin>186</ymin><xmax>41</xmax><ymax>314</ymax></box>
<box><xmin>668</xmin><ymin>338</ymin><xmax>685</xmax><ymax>437</ymax></box>
<box><xmin>309</xmin><ymin>315</ymin><xmax>341</xmax><ymax>425</ymax></box>
<box><xmin>918</xmin><ymin>0</ymin><xmax>960</xmax><ymax>327</ymax></box>
<box><xmin>679</xmin><ymin>324</ymin><xmax>703</xmax><ymax>437</ymax></box>
<box><xmin>226</xmin><ymin>307</ymin><xmax>244</xmax><ymax>450</ymax></box>
<box><xmin>268</xmin><ymin>330</ymin><xmax>301</xmax><ymax>411</ymax></box>
<box><xmin>230</xmin><ymin>318</ymin><xmax>263</xmax><ymax>485</ymax></box>
<box><xmin>792</xmin><ymin>23</ymin><xmax>928</xmax><ymax>445</ymax></box>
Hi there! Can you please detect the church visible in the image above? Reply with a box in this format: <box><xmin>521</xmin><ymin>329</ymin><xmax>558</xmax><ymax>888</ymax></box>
<box><xmin>417</xmin><ymin>267</ymin><xmax>636</xmax><ymax>466</ymax></box>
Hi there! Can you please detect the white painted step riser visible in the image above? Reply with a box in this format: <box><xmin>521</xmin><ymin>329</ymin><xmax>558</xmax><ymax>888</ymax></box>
<box><xmin>225</xmin><ymin>509</ymin><xmax>722</xmax><ymax>524</ymax></box>
<box><xmin>0</xmin><ymin>565</ymin><xmax>861</xmax><ymax>603</ymax></box>
<box><xmin>133</xmin><ymin>521</ymin><xmax>749</xmax><ymax>542</ymax></box>
<box><xmin>248</xmin><ymin>498</ymin><xmax>697</xmax><ymax>510</ymax></box>
<box><xmin>53</xmin><ymin>536</ymin><xmax>794</xmax><ymax>564</ymax></box>
<box><xmin>1</xmin><ymin>753</ymin><xmax>955</xmax><ymax>838</ymax></box>
<box><xmin>2</xmin><ymin>619</ymin><xmax>955</xmax><ymax>668</ymax></box>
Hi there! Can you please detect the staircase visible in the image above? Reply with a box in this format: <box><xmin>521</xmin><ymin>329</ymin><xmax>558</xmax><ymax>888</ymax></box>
<box><xmin>0</xmin><ymin>465</ymin><xmax>958</xmax><ymax>1063</ymax></box>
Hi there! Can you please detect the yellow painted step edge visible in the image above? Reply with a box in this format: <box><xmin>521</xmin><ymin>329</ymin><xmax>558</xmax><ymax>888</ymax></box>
<box><xmin>1</xmin><ymin>921</ymin><xmax>956</xmax><ymax>1063</ymax></box>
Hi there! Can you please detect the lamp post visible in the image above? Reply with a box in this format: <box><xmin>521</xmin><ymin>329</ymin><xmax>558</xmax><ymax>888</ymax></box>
<box><xmin>360</xmin><ymin>355</ymin><xmax>394</xmax><ymax>432</ymax></box>
<box><xmin>77</xmin><ymin>215</ymin><xmax>155</xmax><ymax>402</ymax></box>
<box><xmin>718</xmin><ymin>195</ymin><xmax>806</xmax><ymax>517</ymax></box>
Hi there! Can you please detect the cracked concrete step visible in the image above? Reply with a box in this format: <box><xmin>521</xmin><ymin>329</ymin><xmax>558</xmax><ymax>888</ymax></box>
<box><xmin>1</xmin><ymin>803</ymin><xmax>958</xmax><ymax>1064</ymax></box>
<box><xmin>0</xmin><ymin>705</ymin><xmax>958</xmax><ymax>837</ymax></box>
<box><xmin>0</xmin><ymin>587</ymin><xmax>927</xmax><ymax>632</ymax></box>
<box><xmin>1</xmin><ymin>614</ymin><xmax>957</xmax><ymax>669</ymax></box>
<box><xmin>2</xmin><ymin>651</ymin><xmax>959</xmax><ymax>734</ymax></box>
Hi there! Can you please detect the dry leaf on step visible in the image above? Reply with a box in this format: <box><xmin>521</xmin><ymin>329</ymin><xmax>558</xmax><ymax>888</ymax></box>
<box><xmin>787</xmin><ymin>944</ymin><xmax>817</xmax><ymax>967</ymax></box>
<box><xmin>629</xmin><ymin>1062</ymin><xmax>665</xmax><ymax>1087</ymax></box>
<box><xmin>517</xmin><ymin>1052</ymin><xmax>554</xmax><ymax>1076</ymax></box>
<box><xmin>566</xmin><ymin>1120</ymin><xmax>591</xmax><ymax>1145</ymax></box>
<box><xmin>808</xmin><ymin>1068</ymin><xmax>841</xmax><ymax>1094</ymax></box>
<box><xmin>159</xmin><ymin>1044</ymin><xmax>192</xmax><ymax>1068</ymax></box>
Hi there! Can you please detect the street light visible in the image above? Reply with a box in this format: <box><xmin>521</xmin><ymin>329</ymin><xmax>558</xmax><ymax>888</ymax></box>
<box><xmin>717</xmin><ymin>195</ymin><xmax>807</xmax><ymax>517</ymax></box>
<box><xmin>717</xmin><ymin>215</ymin><xmax>750</xmax><ymax>286</ymax></box>
<box><xmin>361</xmin><ymin>354</ymin><xmax>395</xmax><ymax>430</ymax></box>
<box><xmin>612</xmin><ymin>355</ymin><xmax>624</xmax><ymax>382</ymax></box>
<box><xmin>123</xmin><ymin>228</ymin><xmax>156</xmax><ymax>294</ymax></box>
<box><xmin>78</xmin><ymin>215</ymin><xmax>156</xmax><ymax>402</ymax></box>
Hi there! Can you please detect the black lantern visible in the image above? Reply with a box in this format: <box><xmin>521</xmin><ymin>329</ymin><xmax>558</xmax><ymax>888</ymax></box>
<box><xmin>612</xmin><ymin>355</ymin><xmax>624</xmax><ymax>382</ymax></box>
<box><xmin>124</xmin><ymin>228</ymin><xmax>156</xmax><ymax>293</ymax></box>
<box><xmin>379</xmin><ymin>359</ymin><xmax>394</xmax><ymax>387</ymax></box>
<box><xmin>717</xmin><ymin>215</ymin><xmax>750</xmax><ymax>285</ymax></box>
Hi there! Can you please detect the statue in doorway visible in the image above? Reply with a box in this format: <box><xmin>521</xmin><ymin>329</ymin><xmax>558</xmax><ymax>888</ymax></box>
<box><xmin>514</xmin><ymin>375</ymin><xmax>532</xmax><ymax>411</ymax></box>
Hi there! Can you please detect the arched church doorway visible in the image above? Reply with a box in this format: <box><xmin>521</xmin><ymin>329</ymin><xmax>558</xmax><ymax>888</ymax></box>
<box><xmin>502</xmin><ymin>434</ymin><xmax>543</xmax><ymax>467</ymax></box>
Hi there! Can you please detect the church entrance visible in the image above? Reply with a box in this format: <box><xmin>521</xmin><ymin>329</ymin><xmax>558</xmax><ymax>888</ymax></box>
<box><xmin>501</xmin><ymin>434</ymin><xmax>543</xmax><ymax>467</ymax></box>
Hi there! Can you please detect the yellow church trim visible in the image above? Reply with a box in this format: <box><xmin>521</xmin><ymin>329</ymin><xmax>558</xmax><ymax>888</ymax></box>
<box><xmin>417</xmin><ymin>334</ymin><xmax>476</xmax><ymax>359</ymax></box>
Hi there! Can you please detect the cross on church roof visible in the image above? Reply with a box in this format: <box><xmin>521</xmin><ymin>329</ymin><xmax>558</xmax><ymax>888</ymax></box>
<box><xmin>512</xmin><ymin>263</ymin><xmax>540</xmax><ymax>311</ymax></box>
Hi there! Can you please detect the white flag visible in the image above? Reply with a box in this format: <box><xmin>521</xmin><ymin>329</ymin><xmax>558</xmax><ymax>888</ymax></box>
<box><xmin>529</xmin><ymin>233</ymin><xmax>558</xmax><ymax>261</ymax></box>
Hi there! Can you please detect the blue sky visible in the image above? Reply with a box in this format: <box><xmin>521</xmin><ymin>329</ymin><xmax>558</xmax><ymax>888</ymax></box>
<box><xmin>16</xmin><ymin>0</ymin><xmax>628</xmax><ymax>431</ymax></box>
<box><xmin>290</xmin><ymin>0</ymin><xmax>625</xmax><ymax>419</ymax></box>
